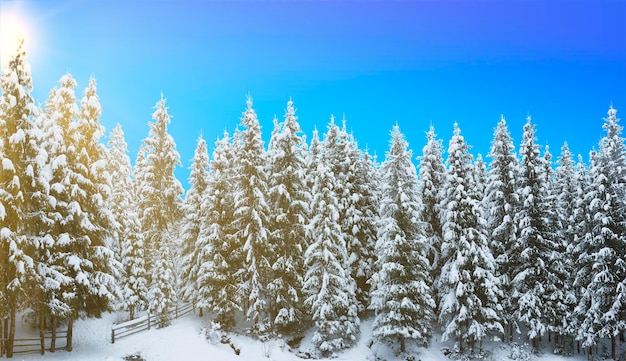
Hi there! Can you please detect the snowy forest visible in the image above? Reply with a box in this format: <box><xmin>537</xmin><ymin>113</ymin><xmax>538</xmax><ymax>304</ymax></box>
<box><xmin>1</xmin><ymin>40</ymin><xmax>626</xmax><ymax>360</ymax></box>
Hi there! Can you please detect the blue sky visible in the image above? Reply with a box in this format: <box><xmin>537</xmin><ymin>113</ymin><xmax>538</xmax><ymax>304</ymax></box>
<box><xmin>1</xmin><ymin>0</ymin><xmax>625</xmax><ymax>188</ymax></box>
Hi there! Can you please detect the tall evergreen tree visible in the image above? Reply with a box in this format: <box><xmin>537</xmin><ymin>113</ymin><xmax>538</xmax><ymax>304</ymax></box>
<box><xmin>553</xmin><ymin>142</ymin><xmax>578</xmax><ymax>343</ymax></box>
<box><xmin>266</xmin><ymin>99</ymin><xmax>309</xmax><ymax>333</ymax></box>
<box><xmin>232</xmin><ymin>97</ymin><xmax>272</xmax><ymax>331</ymax></box>
<box><xmin>136</xmin><ymin>95</ymin><xmax>184</xmax><ymax>327</ymax></box>
<box><xmin>417</xmin><ymin>125</ymin><xmax>446</xmax><ymax>302</ymax></box>
<box><xmin>0</xmin><ymin>38</ymin><xmax>45</xmax><ymax>357</ymax></box>
<box><xmin>180</xmin><ymin>134</ymin><xmax>210</xmax><ymax>306</ymax></box>
<box><xmin>437</xmin><ymin>123</ymin><xmax>503</xmax><ymax>353</ymax></box>
<box><xmin>484</xmin><ymin>116</ymin><xmax>518</xmax><ymax>341</ymax></box>
<box><xmin>512</xmin><ymin>117</ymin><xmax>556</xmax><ymax>349</ymax></box>
<box><xmin>370</xmin><ymin>125</ymin><xmax>434</xmax><ymax>353</ymax></box>
<box><xmin>574</xmin><ymin>107</ymin><xmax>626</xmax><ymax>359</ymax></box>
<box><xmin>107</xmin><ymin>124</ymin><xmax>147</xmax><ymax>320</ymax></box>
<box><xmin>195</xmin><ymin>132</ymin><xmax>241</xmax><ymax>329</ymax></box>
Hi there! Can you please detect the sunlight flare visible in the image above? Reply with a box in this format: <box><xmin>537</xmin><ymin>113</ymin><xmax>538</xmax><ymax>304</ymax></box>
<box><xmin>0</xmin><ymin>10</ymin><xmax>30</xmax><ymax>70</ymax></box>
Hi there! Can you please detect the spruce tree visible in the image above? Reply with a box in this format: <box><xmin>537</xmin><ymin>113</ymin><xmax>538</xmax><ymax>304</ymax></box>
<box><xmin>512</xmin><ymin>117</ymin><xmax>556</xmax><ymax>349</ymax></box>
<box><xmin>231</xmin><ymin>97</ymin><xmax>272</xmax><ymax>332</ymax></box>
<box><xmin>266</xmin><ymin>99</ymin><xmax>309</xmax><ymax>333</ymax></box>
<box><xmin>484</xmin><ymin>116</ymin><xmax>518</xmax><ymax>341</ymax></box>
<box><xmin>195</xmin><ymin>132</ymin><xmax>241</xmax><ymax>329</ymax></box>
<box><xmin>180</xmin><ymin>134</ymin><xmax>210</xmax><ymax>306</ymax></box>
<box><xmin>0</xmin><ymin>38</ymin><xmax>45</xmax><ymax>357</ymax></box>
<box><xmin>370</xmin><ymin>125</ymin><xmax>434</xmax><ymax>353</ymax></box>
<box><xmin>303</xmin><ymin>117</ymin><xmax>360</xmax><ymax>355</ymax></box>
<box><xmin>574</xmin><ymin>107</ymin><xmax>626</xmax><ymax>359</ymax></box>
<box><xmin>137</xmin><ymin>95</ymin><xmax>184</xmax><ymax>327</ymax></box>
<box><xmin>438</xmin><ymin>123</ymin><xmax>503</xmax><ymax>354</ymax></box>
<box><xmin>107</xmin><ymin>124</ymin><xmax>147</xmax><ymax>320</ymax></box>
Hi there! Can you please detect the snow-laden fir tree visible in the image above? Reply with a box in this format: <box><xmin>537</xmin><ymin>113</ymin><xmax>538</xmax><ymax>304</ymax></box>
<box><xmin>195</xmin><ymin>132</ymin><xmax>241</xmax><ymax>329</ymax></box>
<box><xmin>574</xmin><ymin>107</ymin><xmax>626</xmax><ymax>359</ymax></box>
<box><xmin>417</xmin><ymin>125</ymin><xmax>446</xmax><ymax>300</ymax></box>
<box><xmin>539</xmin><ymin>145</ymin><xmax>569</xmax><ymax>343</ymax></box>
<box><xmin>369</xmin><ymin>125</ymin><xmax>435</xmax><ymax>353</ymax></box>
<box><xmin>0</xmin><ymin>38</ymin><xmax>46</xmax><ymax>357</ymax></box>
<box><xmin>484</xmin><ymin>116</ymin><xmax>518</xmax><ymax>341</ymax></box>
<box><xmin>231</xmin><ymin>96</ymin><xmax>272</xmax><ymax>332</ymax></box>
<box><xmin>40</xmin><ymin>75</ymin><xmax>119</xmax><ymax>350</ymax></box>
<box><xmin>437</xmin><ymin>123</ymin><xmax>503</xmax><ymax>354</ymax></box>
<box><xmin>512</xmin><ymin>117</ymin><xmax>558</xmax><ymax>350</ymax></box>
<box><xmin>136</xmin><ymin>95</ymin><xmax>184</xmax><ymax>327</ymax></box>
<box><xmin>180</xmin><ymin>134</ymin><xmax>209</xmax><ymax>308</ymax></box>
<box><xmin>319</xmin><ymin>117</ymin><xmax>374</xmax><ymax>311</ymax></box>
<box><xmin>342</xmin><ymin>131</ymin><xmax>379</xmax><ymax>311</ymax></box>
<box><xmin>107</xmin><ymin>124</ymin><xmax>147</xmax><ymax>320</ymax></box>
<box><xmin>303</xmin><ymin>118</ymin><xmax>360</xmax><ymax>355</ymax></box>
<box><xmin>266</xmin><ymin>99</ymin><xmax>309</xmax><ymax>333</ymax></box>
<box><xmin>553</xmin><ymin>142</ymin><xmax>578</xmax><ymax>342</ymax></box>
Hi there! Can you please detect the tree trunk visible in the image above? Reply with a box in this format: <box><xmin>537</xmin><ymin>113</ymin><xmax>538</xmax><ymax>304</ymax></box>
<box><xmin>39</xmin><ymin>307</ymin><xmax>45</xmax><ymax>355</ymax></box>
<box><xmin>7</xmin><ymin>303</ymin><xmax>16</xmax><ymax>358</ymax></box>
<box><xmin>399</xmin><ymin>335</ymin><xmax>405</xmax><ymax>353</ymax></box>
<box><xmin>129</xmin><ymin>306</ymin><xmax>135</xmax><ymax>321</ymax></box>
<box><xmin>612</xmin><ymin>335</ymin><xmax>616</xmax><ymax>361</ymax></box>
<box><xmin>66</xmin><ymin>318</ymin><xmax>73</xmax><ymax>351</ymax></box>
<box><xmin>50</xmin><ymin>316</ymin><xmax>56</xmax><ymax>352</ymax></box>
<box><xmin>198</xmin><ymin>307</ymin><xmax>203</xmax><ymax>318</ymax></box>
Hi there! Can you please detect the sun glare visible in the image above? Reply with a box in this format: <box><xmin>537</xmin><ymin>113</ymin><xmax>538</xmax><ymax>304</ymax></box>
<box><xmin>0</xmin><ymin>11</ymin><xmax>30</xmax><ymax>70</ymax></box>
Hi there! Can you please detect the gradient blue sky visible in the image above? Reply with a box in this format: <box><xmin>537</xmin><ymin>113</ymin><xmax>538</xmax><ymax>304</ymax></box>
<box><xmin>1</xmin><ymin>0</ymin><xmax>625</xmax><ymax>188</ymax></box>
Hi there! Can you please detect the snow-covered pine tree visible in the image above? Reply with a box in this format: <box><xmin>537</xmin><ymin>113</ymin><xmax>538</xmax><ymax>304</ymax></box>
<box><xmin>417</xmin><ymin>125</ymin><xmax>446</xmax><ymax>301</ymax></box>
<box><xmin>319</xmin><ymin>117</ymin><xmax>372</xmax><ymax>311</ymax></box>
<box><xmin>137</xmin><ymin>95</ymin><xmax>184</xmax><ymax>327</ymax></box>
<box><xmin>231</xmin><ymin>96</ymin><xmax>272</xmax><ymax>332</ymax></box>
<box><xmin>266</xmin><ymin>99</ymin><xmax>309</xmax><ymax>333</ymax></box>
<box><xmin>107</xmin><ymin>124</ymin><xmax>147</xmax><ymax>320</ymax></box>
<box><xmin>303</xmin><ymin>148</ymin><xmax>360</xmax><ymax>355</ymax></box>
<box><xmin>369</xmin><ymin>124</ymin><xmax>434</xmax><ymax>353</ymax></box>
<box><xmin>512</xmin><ymin>117</ymin><xmax>557</xmax><ymax>350</ymax></box>
<box><xmin>484</xmin><ymin>116</ymin><xmax>518</xmax><ymax>341</ymax></box>
<box><xmin>0</xmin><ymin>38</ymin><xmax>45</xmax><ymax>358</ymax></box>
<box><xmin>342</xmin><ymin>130</ymin><xmax>378</xmax><ymax>311</ymax></box>
<box><xmin>195</xmin><ymin>131</ymin><xmax>241</xmax><ymax>329</ymax></box>
<box><xmin>574</xmin><ymin>107</ymin><xmax>626</xmax><ymax>359</ymax></box>
<box><xmin>180</xmin><ymin>134</ymin><xmax>209</xmax><ymax>307</ymax></box>
<box><xmin>553</xmin><ymin>142</ymin><xmax>578</xmax><ymax>344</ymax></box>
<box><xmin>437</xmin><ymin>123</ymin><xmax>503</xmax><ymax>354</ymax></box>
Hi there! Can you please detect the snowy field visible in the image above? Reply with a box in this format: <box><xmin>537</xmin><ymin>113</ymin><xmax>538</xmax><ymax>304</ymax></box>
<box><xmin>9</xmin><ymin>312</ymin><xmax>607</xmax><ymax>361</ymax></box>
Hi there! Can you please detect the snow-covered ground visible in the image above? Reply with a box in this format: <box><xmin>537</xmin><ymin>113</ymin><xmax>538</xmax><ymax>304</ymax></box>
<box><xmin>9</xmin><ymin>312</ymin><xmax>608</xmax><ymax>361</ymax></box>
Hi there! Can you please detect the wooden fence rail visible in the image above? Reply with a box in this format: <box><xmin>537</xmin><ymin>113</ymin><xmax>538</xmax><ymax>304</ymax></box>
<box><xmin>111</xmin><ymin>303</ymin><xmax>193</xmax><ymax>344</ymax></box>
<box><xmin>1</xmin><ymin>330</ymin><xmax>68</xmax><ymax>356</ymax></box>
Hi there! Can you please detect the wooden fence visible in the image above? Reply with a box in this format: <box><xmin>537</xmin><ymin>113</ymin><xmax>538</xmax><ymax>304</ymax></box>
<box><xmin>1</xmin><ymin>329</ymin><xmax>68</xmax><ymax>356</ymax></box>
<box><xmin>111</xmin><ymin>303</ymin><xmax>193</xmax><ymax>344</ymax></box>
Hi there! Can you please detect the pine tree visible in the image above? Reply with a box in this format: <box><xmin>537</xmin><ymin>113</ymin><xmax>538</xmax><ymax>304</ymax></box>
<box><xmin>484</xmin><ymin>116</ymin><xmax>518</xmax><ymax>341</ymax></box>
<box><xmin>0</xmin><ymin>38</ymin><xmax>45</xmax><ymax>358</ymax></box>
<box><xmin>303</xmin><ymin>153</ymin><xmax>360</xmax><ymax>355</ymax></box>
<box><xmin>137</xmin><ymin>95</ymin><xmax>184</xmax><ymax>327</ymax></box>
<box><xmin>180</xmin><ymin>134</ymin><xmax>210</xmax><ymax>306</ymax></box>
<box><xmin>370</xmin><ymin>125</ymin><xmax>434</xmax><ymax>353</ymax></box>
<box><xmin>512</xmin><ymin>117</ymin><xmax>556</xmax><ymax>349</ymax></box>
<box><xmin>575</xmin><ymin>107</ymin><xmax>626</xmax><ymax>359</ymax></box>
<box><xmin>231</xmin><ymin>96</ymin><xmax>272</xmax><ymax>331</ymax></box>
<box><xmin>107</xmin><ymin>124</ymin><xmax>147</xmax><ymax>320</ymax></box>
<box><xmin>553</xmin><ymin>142</ymin><xmax>578</xmax><ymax>344</ymax></box>
<box><xmin>417</xmin><ymin>125</ymin><xmax>446</xmax><ymax>304</ymax></box>
<box><xmin>195</xmin><ymin>132</ymin><xmax>241</xmax><ymax>329</ymax></box>
<box><xmin>266</xmin><ymin>99</ymin><xmax>309</xmax><ymax>333</ymax></box>
<box><xmin>438</xmin><ymin>123</ymin><xmax>503</xmax><ymax>354</ymax></box>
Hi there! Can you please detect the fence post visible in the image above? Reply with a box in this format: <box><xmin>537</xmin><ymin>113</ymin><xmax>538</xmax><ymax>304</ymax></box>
<box><xmin>111</xmin><ymin>327</ymin><xmax>115</xmax><ymax>344</ymax></box>
<box><xmin>176</xmin><ymin>303</ymin><xmax>179</xmax><ymax>319</ymax></box>
<box><xmin>148</xmin><ymin>313</ymin><xmax>151</xmax><ymax>331</ymax></box>
<box><xmin>40</xmin><ymin>328</ymin><xmax>45</xmax><ymax>355</ymax></box>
